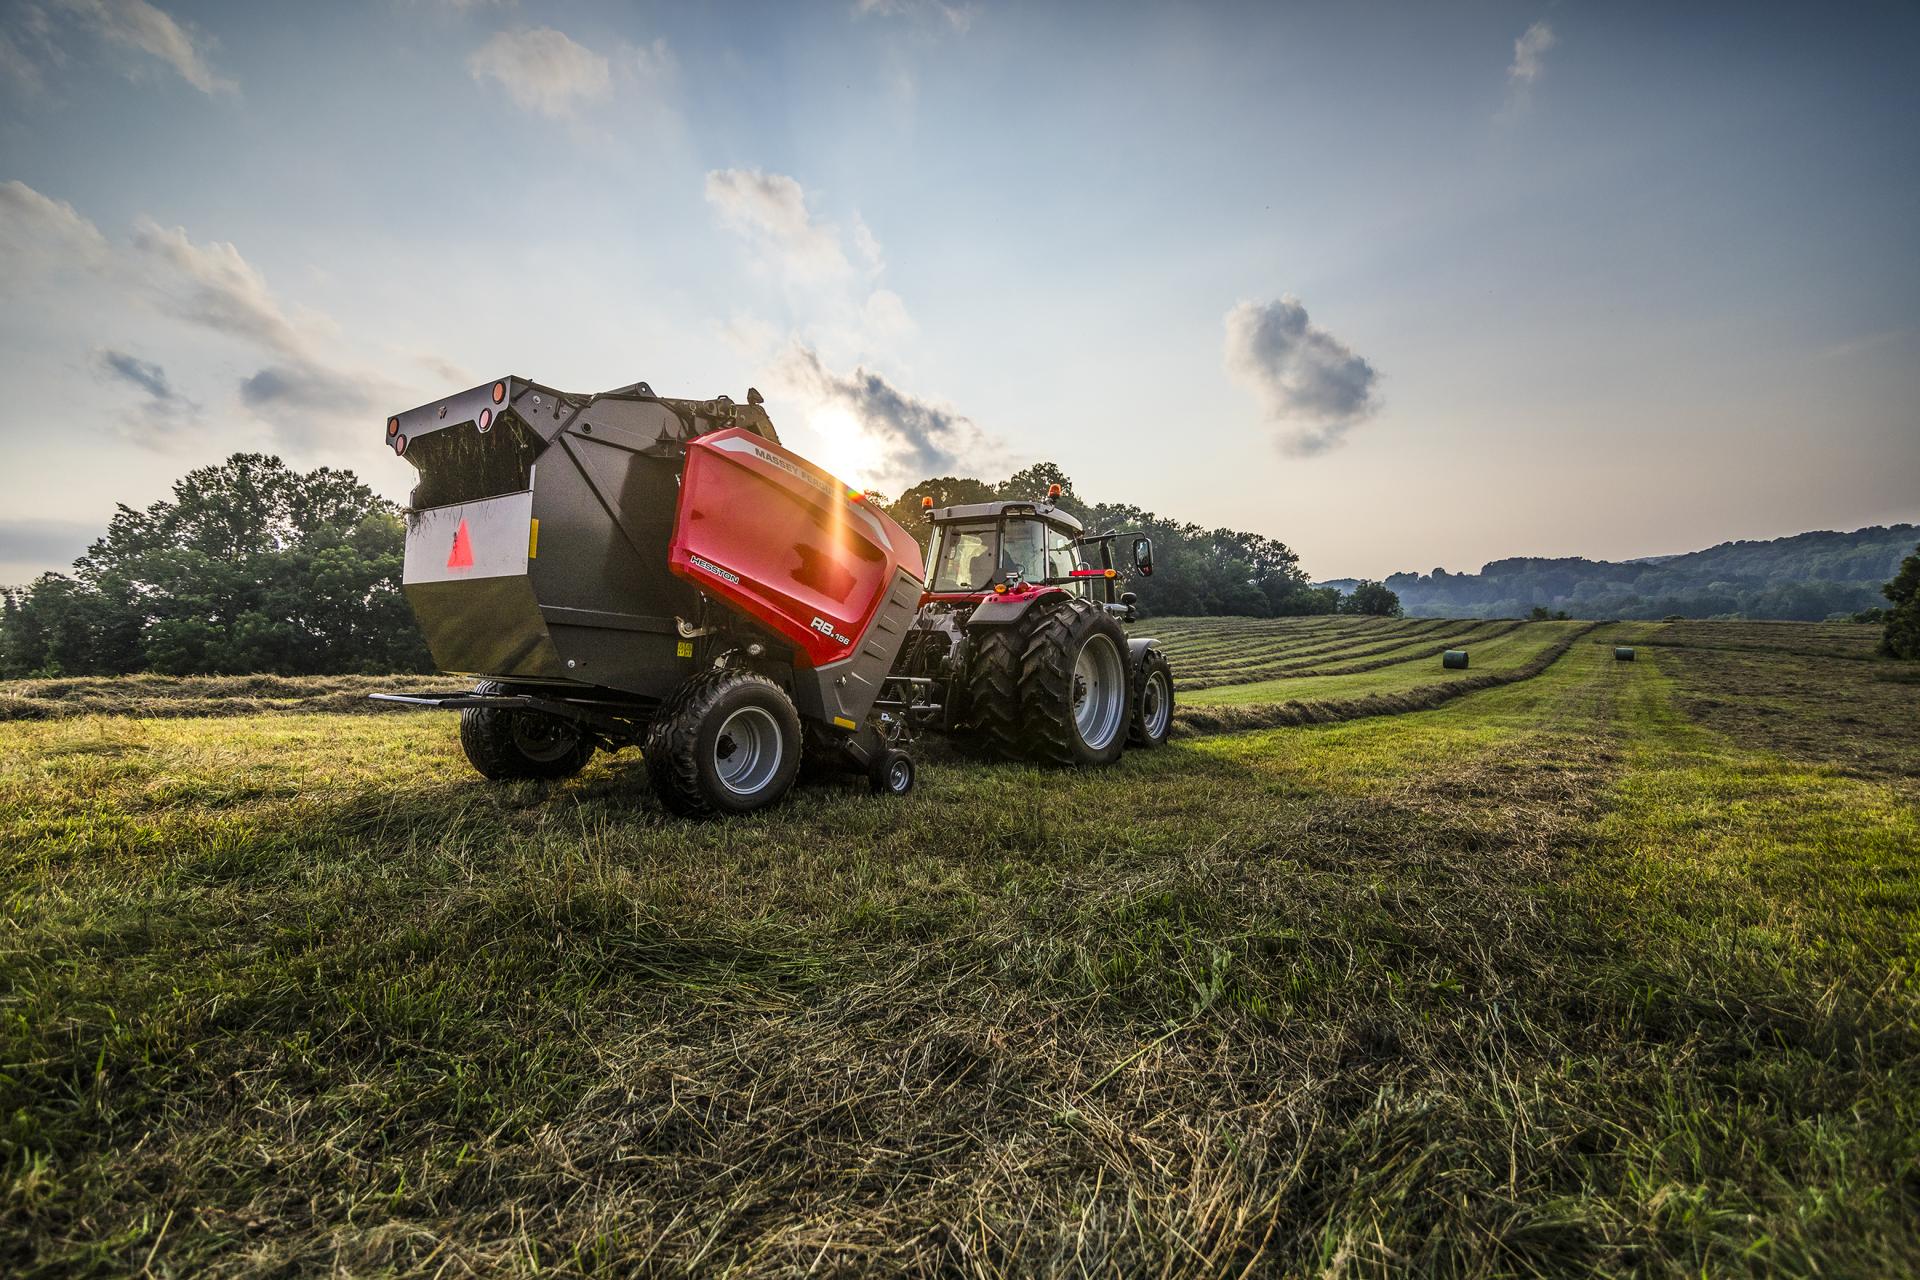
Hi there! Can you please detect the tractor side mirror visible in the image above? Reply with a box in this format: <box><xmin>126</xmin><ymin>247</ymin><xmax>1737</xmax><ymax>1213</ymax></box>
<box><xmin>1132</xmin><ymin>536</ymin><xmax>1155</xmax><ymax>577</ymax></box>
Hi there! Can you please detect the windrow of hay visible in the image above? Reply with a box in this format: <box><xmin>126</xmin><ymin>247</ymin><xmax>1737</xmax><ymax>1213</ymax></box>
<box><xmin>1172</xmin><ymin>622</ymin><xmax>1603</xmax><ymax>735</ymax></box>
<box><xmin>1177</xmin><ymin>619</ymin><xmax>1524</xmax><ymax>691</ymax></box>
<box><xmin>0</xmin><ymin>673</ymin><xmax>433</xmax><ymax>720</ymax></box>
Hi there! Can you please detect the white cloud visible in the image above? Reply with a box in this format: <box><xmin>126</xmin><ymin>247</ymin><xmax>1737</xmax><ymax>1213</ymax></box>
<box><xmin>1224</xmin><ymin>296</ymin><xmax>1382</xmax><ymax>457</ymax></box>
<box><xmin>2</xmin><ymin>181</ymin><xmax>395</xmax><ymax>448</ymax></box>
<box><xmin>128</xmin><ymin>217</ymin><xmax>306</xmax><ymax>356</ymax></box>
<box><xmin>1509</xmin><ymin>20</ymin><xmax>1555</xmax><ymax>86</ymax></box>
<box><xmin>861</xmin><ymin>288</ymin><xmax>915</xmax><ymax>338</ymax></box>
<box><xmin>0</xmin><ymin>178</ymin><xmax>111</xmax><ymax>278</ymax></box>
<box><xmin>704</xmin><ymin>168</ymin><xmax>855</xmax><ymax>283</ymax></box>
<box><xmin>58</xmin><ymin>0</ymin><xmax>235</xmax><ymax>95</ymax></box>
<box><xmin>468</xmin><ymin>26</ymin><xmax>610</xmax><ymax>118</ymax></box>
<box><xmin>853</xmin><ymin>0</ymin><xmax>977</xmax><ymax>35</ymax></box>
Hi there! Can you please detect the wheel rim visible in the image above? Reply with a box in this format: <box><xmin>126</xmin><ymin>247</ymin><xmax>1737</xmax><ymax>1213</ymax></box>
<box><xmin>887</xmin><ymin>757</ymin><xmax>912</xmax><ymax>792</ymax></box>
<box><xmin>1071</xmin><ymin>632</ymin><xmax>1127</xmax><ymax>751</ymax></box>
<box><xmin>1142</xmin><ymin>669</ymin><xmax>1171</xmax><ymax>738</ymax></box>
<box><xmin>714</xmin><ymin>705</ymin><xmax>784</xmax><ymax>796</ymax></box>
<box><xmin>511</xmin><ymin>715</ymin><xmax>580</xmax><ymax>763</ymax></box>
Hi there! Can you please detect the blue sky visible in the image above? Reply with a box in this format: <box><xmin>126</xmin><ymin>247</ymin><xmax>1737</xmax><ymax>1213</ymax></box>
<box><xmin>2</xmin><ymin>0</ymin><xmax>1916</xmax><ymax>584</ymax></box>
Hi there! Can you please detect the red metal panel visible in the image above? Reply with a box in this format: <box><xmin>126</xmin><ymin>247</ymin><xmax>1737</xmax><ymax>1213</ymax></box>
<box><xmin>669</xmin><ymin>429</ymin><xmax>926</xmax><ymax>668</ymax></box>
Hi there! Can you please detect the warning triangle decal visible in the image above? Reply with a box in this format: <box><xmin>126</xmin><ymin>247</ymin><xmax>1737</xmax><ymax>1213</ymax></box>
<box><xmin>447</xmin><ymin>518</ymin><xmax>475</xmax><ymax>569</ymax></box>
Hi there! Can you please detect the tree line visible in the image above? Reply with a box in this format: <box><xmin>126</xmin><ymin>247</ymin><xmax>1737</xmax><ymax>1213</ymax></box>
<box><xmin>1</xmin><ymin>454</ymin><xmax>1401</xmax><ymax>679</ymax></box>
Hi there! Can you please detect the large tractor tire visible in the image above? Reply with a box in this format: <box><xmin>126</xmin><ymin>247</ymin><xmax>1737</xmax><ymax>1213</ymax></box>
<box><xmin>459</xmin><ymin>680</ymin><xmax>595</xmax><ymax>780</ymax></box>
<box><xmin>970</xmin><ymin>596</ymin><xmax>1132</xmax><ymax>767</ymax></box>
<box><xmin>1129</xmin><ymin>647</ymin><xmax>1174</xmax><ymax>749</ymax></box>
<box><xmin>644</xmin><ymin>668</ymin><xmax>803</xmax><ymax>818</ymax></box>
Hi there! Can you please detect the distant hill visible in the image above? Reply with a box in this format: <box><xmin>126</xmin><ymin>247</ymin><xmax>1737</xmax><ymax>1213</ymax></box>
<box><xmin>1382</xmin><ymin>525</ymin><xmax>1916</xmax><ymax>621</ymax></box>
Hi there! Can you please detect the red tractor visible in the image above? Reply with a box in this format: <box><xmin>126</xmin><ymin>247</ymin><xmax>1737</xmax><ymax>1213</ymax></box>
<box><xmin>372</xmin><ymin>375</ymin><xmax>1172</xmax><ymax>816</ymax></box>
<box><xmin>888</xmin><ymin>490</ymin><xmax>1173</xmax><ymax>768</ymax></box>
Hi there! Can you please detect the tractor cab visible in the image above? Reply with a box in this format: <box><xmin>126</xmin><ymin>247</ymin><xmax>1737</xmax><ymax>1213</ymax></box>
<box><xmin>920</xmin><ymin>489</ymin><xmax>1154</xmax><ymax>607</ymax></box>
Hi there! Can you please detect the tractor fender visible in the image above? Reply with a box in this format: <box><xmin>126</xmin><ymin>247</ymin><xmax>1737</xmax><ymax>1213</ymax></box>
<box><xmin>964</xmin><ymin>589</ymin><xmax>1068</xmax><ymax>628</ymax></box>
<box><xmin>1127</xmin><ymin>637</ymin><xmax>1162</xmax><ymax>663</ymax></box>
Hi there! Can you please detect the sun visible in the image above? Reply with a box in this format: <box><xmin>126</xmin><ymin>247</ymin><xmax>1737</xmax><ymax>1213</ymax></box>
<box><xmin>804</xmin><ymin>406</ymin><xmax>886</xmax><ymax>493</ymax></box>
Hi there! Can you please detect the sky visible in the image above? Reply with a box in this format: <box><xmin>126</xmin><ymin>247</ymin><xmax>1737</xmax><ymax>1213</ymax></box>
<box><xmin>1</xmin><ymin>0</ymin><xmax>1916</xmax><ymax>585</ymax></box>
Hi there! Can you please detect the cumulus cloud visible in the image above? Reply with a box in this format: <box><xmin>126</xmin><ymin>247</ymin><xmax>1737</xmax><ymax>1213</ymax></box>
<box><xmin>775</xmin><ymin>345</ymin><xmax>1000</xmax><ymax>486</ymax></box>
<box><xmin>58</xmin><ymin>0</ymin><xmax>235</xmax><ymax>94</ymax></box>
<box><xmin>705</xmin><ymin>168</ymin><xmax>855</xmax><ymax>283</ymax></box>
<box><xmin>468</xmin><ymin>26</ymin><xmax>610</xmax><ymax>118</ymax></box>
<box><xmin>1509</xmin><ymin>20</ymin><xmax>1556</xmax><ymax>85</ymax></box>
<box><xmin>1224</xmin><ymin>296</ymin><xmax>1381</xmax><ymax>456</ymax></box>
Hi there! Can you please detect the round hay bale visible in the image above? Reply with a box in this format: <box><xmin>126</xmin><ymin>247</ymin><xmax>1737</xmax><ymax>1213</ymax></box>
<box><xmin>1442</xmin><ymin>649</ymin><xmax>1469</xmax><ymax>669</ymax></box>
<box><xmin>1614</xmin><ymin>646</ymin><xmax>1636</xmax><ymax>661</ymax></box>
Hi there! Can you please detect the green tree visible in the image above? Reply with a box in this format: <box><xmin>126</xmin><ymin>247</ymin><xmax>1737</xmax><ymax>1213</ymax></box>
<box><xmin>1881</xmin><ymin>543</ymin><xmax>1920</xmax><ymax>659</ymax></box>
<box><xmin>0</xmin><ymin>454</ymin><xmax>430</xmax><ymax>677</ymax></box>
<box><xmin>1339</xmin><ymin>580</ymin><xmax>1403</xmax><ymax>618</ymax></box>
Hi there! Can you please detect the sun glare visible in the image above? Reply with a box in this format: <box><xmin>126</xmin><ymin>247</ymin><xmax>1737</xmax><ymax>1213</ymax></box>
<box><xmin>804</xmin><ymin>407</ymin><xmax>884</xmax><ymax>492</ymax></box>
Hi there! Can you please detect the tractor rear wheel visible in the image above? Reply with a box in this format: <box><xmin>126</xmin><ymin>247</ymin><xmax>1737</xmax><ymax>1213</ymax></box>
<box><xmin>1129</xmin><ymin>648</ymin><xmax>1174</xmax><ymax>748</ymax></box>
<box><xmin>971</xmin><ymin>597</ymin><xmax>1132</xmax><ymax>767</ymax></box>
<box><xmin>645</xmin><ymin>668</ymin><xmax>803</xmax><ymax>817</ymax></box>
<box><xmin>459</xmin><ymin>680</ymin><xmax>594</xmax><ymax>780</ymax></box>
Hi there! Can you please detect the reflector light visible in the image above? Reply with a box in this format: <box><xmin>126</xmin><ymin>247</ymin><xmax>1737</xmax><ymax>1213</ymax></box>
<box><xmin>478</xmin><ymin>407</ymin><xmax>493</xmax><ymax>432</ymax></box>
<box><xmin>394</xmin><ymin>434</ymin><xmax>407</xmax><ymax>454</ymax></box>
<box><xmin>994</xmin><ymin>583</ymin><xmax>1008</xmax><ymax>594</ymax></box>
<box><xmin>387</xmin><ymin>417</ymin><xmax>399</xmax><ymax>437</ymax></box>
<box><xmin>1105</xmin><ymin>568</ymin><xmax>1116</xmax><ymax>578</ymax></box>
<box><xmin>491</xmin><ymin>381</ymin><xmax>506</xmax><ymax>404</ymax></box>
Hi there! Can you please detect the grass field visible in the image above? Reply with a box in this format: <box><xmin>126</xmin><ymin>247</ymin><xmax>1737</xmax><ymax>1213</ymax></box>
<box><xmin>3</xmin><ymin>619</ymin><xmax>1917</xmax><ymax>1276</ymax></box>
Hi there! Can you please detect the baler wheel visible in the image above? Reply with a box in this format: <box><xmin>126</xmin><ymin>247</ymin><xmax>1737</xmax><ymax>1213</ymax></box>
<box><xmin>458</xmin><ymin>680</ymin><xmax>594</xmax><ymax>780</ymax></box>
<box><xmin>1129</xmin><ymin>648</ymin><xmax>1174</xmax><ymax>748</ymax></box>
<box><xmin>868</xmin><ymin>748</ymin><xmax>916</xmax><ymax>796</ymax></box>
<box><xmin>644</xmin><ymin>668</ymin><xmax>803</xmax><ymax>817</ymax></box>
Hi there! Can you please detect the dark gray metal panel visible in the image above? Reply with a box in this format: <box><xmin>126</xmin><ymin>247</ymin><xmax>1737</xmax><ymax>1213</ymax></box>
<box><xmin>404</xmin><ymin>576</ymin><xmax>565</xmax><ymax>679</ymax></box>
<box><xmin>791</xmin><ymin>566</ymin><xmax>923</xmax><ymax>728</ymax></box>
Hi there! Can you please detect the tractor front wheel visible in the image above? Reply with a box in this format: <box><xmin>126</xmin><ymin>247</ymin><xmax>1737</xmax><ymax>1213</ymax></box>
<box><xmin>459</xmin><ymin>681</ymin><xmax>595</xmax><ymax>780</ymax></box>
<box><xmin>645</xmin><ymin>668</ymin><xmax>803</xmax><ymax>817</ymax></box>
<box><xmin>1129</xmin><ymin>648</ymin><xmax>1174</xmax><ymax>748</ymax></box>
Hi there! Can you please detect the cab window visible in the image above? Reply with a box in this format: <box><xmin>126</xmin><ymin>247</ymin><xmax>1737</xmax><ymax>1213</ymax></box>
<box><xmin>998</xmin><ymin>520</ymin><xmax>1047</xmax><ymax>583</ymax></box>
<box><xmin>928</xmin><ymin>523</ymin><xmax>998</xmax><ymax>592</ymax></box>
<box><xmin>1046</xmin><ymin>525</ymin><xmax>1081</xmax><ymax>589</ymax></box>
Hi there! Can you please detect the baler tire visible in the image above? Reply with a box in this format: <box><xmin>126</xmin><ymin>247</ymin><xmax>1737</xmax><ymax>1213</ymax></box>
<box><xmin>868</xmin><ymin>748</ymin><xmax>916</xmax><ymax>797</ymax></box>
<box><xmin>644</xmin><ymin>668</ymin><xmax>802</xmax><ymax>818</ymax></box>
<box><xmin>1129</xmin><ymin>648</ymin><xmax>1175</xmax><ymax>749</ymax></box>
<box><xmin>1013</xmin><ymin>598</ymin><xmax>1132</xmax><ymax>768</ymax></box>
<box><xmin>458</xmin><ymin>681</ymin><xmax>594</xmax><ymax>781</ymax></box>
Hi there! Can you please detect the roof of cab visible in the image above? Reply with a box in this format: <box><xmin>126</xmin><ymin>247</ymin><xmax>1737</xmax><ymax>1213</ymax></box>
<box><xmin>928</xmin><ymin>500</ymin><xmax>1084</xmax><ymax>534</ymax></box>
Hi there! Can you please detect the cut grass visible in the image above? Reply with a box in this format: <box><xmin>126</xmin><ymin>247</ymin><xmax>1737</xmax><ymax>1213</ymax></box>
<box><xmin>1</xmin><ymin>622</ymin><xmax>1915</xmax><ymax>1275</ymax></box>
